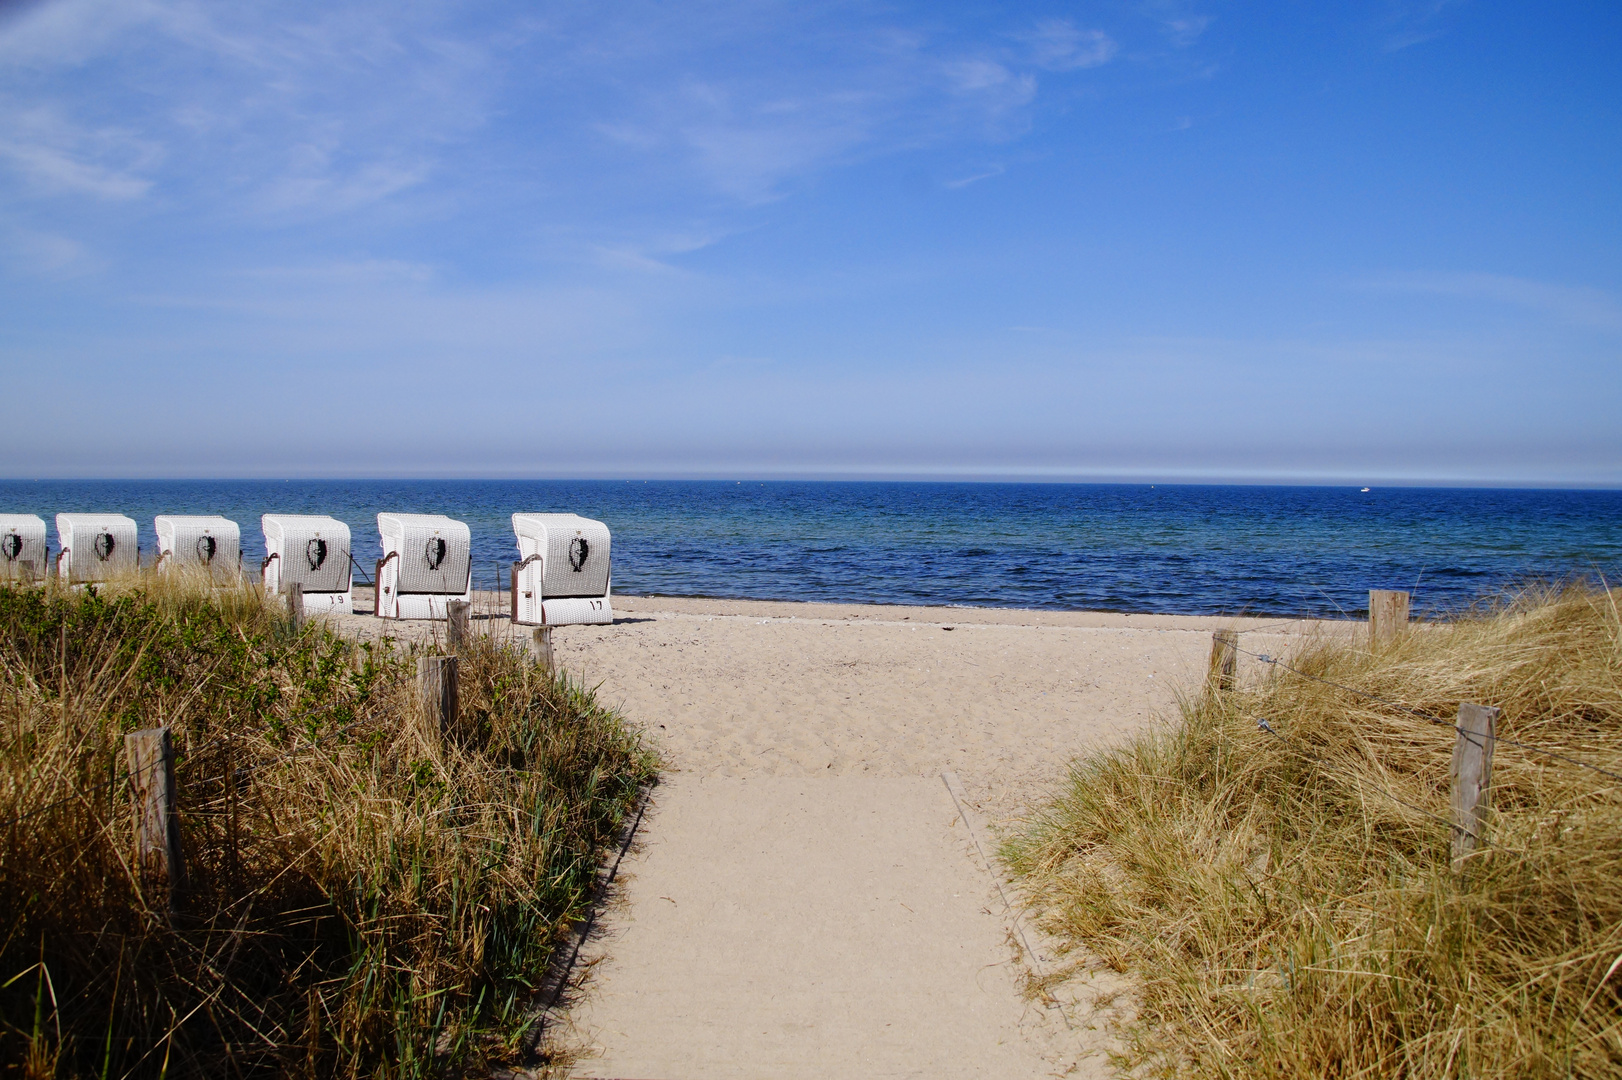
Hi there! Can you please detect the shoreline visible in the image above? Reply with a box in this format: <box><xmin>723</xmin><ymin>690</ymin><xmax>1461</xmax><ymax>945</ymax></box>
<box><xmin>345</xmin><ymin>584</ymin><xmax>1346</xmax><ymax>632</ymax></box>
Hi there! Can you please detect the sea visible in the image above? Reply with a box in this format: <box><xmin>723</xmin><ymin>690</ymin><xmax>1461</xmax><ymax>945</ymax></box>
<box><xmin>2</xmin><ymin>480</ymin><xmax>1618</xmax><ymax>619</ymax></box>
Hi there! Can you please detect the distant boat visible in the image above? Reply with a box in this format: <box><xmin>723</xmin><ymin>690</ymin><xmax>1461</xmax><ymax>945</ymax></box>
<box><xmin>1361</xmin><ymin>487</ymin><xmax>1371</xmax><ymax>492</ymax></box>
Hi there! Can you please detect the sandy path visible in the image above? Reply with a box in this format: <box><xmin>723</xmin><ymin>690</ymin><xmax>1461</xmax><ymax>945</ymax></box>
<box><xmin>331</xmin><ymin>592</ymin><xmax>1336</xmax><ymax>1077</ymax></box>
<box><xmin>564</xmin><ymin>776</ymin><xmax>1070</xmax><ymax>1079</ymax></box>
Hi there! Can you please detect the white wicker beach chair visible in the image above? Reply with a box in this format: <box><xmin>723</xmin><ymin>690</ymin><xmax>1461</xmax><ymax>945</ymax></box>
<box><xmin>155</xmin><ymin>515</ymin><xmax>241</xmax><ymax>582</ymax></box>
<box><xmin>0</xmin><ymin>514</ymin><xmax>46</xmax><ymax>583</ymax></box>
<box><xmin>375</xmin><ymin>513</ymin><xmax>472</xmax><ymax>620</ymax></box>
<box><xmin>56</xmin><ymin>513</ymin><xmax>138</xmax><ymax>584</ymax></box>
<box><xmin>261</xmin><ymin>515</ymin><xmax>353</xmax><ymax>614</ymax></box>
<box><xmin>510</xmin><ymin>513</ymin><xmax>612</xmax><ymax>626</ymax></box>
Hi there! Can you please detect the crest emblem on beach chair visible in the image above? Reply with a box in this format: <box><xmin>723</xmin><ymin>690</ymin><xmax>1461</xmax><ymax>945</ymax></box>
<box><xmin>424</xmin><ymin>536</ymin><xmax>447</xmax><ymax>570</ymax></box>
<box><xmin>306</xmin><ymin>538</ymin><xmax>328</xmax><ymax>571</ymax></box>
<box><xmin>1</xmin><ymin>534</ymin><xmax>19</xmax><ymax>561</ymax></box>
<box><xmin>195</xmin><ymin>535</ymin><xmax>217</xmax><ymax>563</ymax></box>
<box><xmin>569</xmin><ymin>537</ymin><xmax>589</xmax><ymax>572</ymax></box>
<box><xmin>93</xmin><ymin>532</ymin><xmax>116</xmax><ymax>561</ymax></box>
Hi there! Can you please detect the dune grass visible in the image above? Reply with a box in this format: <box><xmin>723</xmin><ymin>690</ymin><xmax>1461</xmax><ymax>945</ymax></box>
<box><xmin>1007</xmin><ymin>586</ymin><xmax>1622</xmax><ymax>1078</ymax></box>
<box><xmin>0</xmin><ymin>576</ymin><xmax>654</xmax><ymax>1078</ymax></box>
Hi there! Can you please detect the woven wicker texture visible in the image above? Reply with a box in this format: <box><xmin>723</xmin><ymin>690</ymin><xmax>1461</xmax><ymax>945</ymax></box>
<box><xmin>511</xmin><ymin>513</ymin><xmax>612</xmax><ymax>599</ymax></box>
<box><xmin>377</xmin><ymin>514</ymin><xmax>471</xmax><ymax>595</ymax></box>
<box><xmin>0</xmin><ymin>514</ymin><xmax>46</xmax><ymax>581</ymax></box>
<box><xmin>154</xmin><ymin>515</ymin><xmax>241</xmax><ymax>581</ymax></box>
<box><xmin>55</xmin><ymin>514</ymin><xmax>138</xmax><ymax>583</ymax></box>
<box><xmin>261</xmin><ymin>515</ymin><xmax>352</xmax><ymax>594</ymax></box>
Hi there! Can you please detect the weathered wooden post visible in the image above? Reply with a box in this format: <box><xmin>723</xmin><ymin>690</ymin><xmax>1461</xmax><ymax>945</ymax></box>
<box><xmin>125</xmin><ymin>727</ymin><xmax>184</xmax><ymax>918</ymax></box>
<box><xmin>447</xmin><ymin>599</ymin><xmax>471</xmax><ymax>650</ymax></box>
<box><xmin>1368</xmin><ymin>589</ymin><xmax>1410</xmax><ymax>649</ymax></box>
<box><xmin>534</xmin><ymin>626</ymin><xmax>554</xmax><ymax>673</ymax></box>
<box><xmin>1209</xmin><ymin>630</ymin><xmax>1238</xmax><ymax>692</ymax></box>
<box><xmin>1450</xmin><ymin>702</ymin><xmax>1499</xmax><ymax>870</ymax></box>
<box><xmin>283</xmin><ymin>581</ymin><xmax>305</xmax><ymax>628</ymax></box>
<box><xmin>418</xmin><ymin>655</ymin><xmax>459</xmax><ymax>741</ymax></box>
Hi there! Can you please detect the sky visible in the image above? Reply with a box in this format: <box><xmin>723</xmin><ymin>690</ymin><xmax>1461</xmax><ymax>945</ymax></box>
<box><xmin>0</xmin><ymin>0</ymin><xmax>1618</xmax><ymax>485</ymax></box>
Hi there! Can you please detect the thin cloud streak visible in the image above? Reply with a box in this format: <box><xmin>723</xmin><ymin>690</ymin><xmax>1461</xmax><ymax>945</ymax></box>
<box><xmin>1366</xmin><ymin>272</ymin><xmax>1622</xmax><ymax>332</ymax></box>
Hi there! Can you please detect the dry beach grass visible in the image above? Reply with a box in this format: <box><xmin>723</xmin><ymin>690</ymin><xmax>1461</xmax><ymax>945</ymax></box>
<box><xmin>0</xmin><ymin>575</ymin><xmax>652</xmax><ymax>1078</ymax></box>
<box><xmin>1009</xmin><ymin>586</ymin><xmax>1622</xmax><ymax>1078</ymax></box>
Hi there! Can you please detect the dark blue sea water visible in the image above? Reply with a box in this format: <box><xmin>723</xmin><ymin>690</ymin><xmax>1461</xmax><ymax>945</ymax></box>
<box><xmin>1</xmin><ymin>480</ymin><xmax>1617</xmax><ymax>618</ymax></box>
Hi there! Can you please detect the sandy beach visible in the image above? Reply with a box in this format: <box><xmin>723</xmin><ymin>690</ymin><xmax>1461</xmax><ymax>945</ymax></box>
<box><xmin>336</xmin><ymin>591</ymin><xmax>1330</xmax><ymax>818</ymax></box>
<box><xmin>332</xmin><ymin>591</ymin><xmax>1339</xmax><ymax>1078</ymax></box>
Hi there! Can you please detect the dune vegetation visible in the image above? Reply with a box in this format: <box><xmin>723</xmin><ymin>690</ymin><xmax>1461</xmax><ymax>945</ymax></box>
<box><xmin>0</xmin><ymin>576</ymin><xmax>653</xmax><ymax>1078</ymax></box>
<box><xmin>1009</xmin><ymin>585</ymin><xmax>1622</xmax><ymax>1078</ymax></box>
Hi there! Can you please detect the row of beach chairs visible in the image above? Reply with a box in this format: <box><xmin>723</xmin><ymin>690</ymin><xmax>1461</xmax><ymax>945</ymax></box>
<box><xmin>0</xmin><ymin>512</ymin><xmax>613</xmax><ymax>626</ymax></box>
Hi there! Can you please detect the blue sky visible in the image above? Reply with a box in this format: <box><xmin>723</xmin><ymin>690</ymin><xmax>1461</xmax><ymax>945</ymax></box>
<box><xmin>1</xmin><ymin>0</ymin><xmax>1618</xmax><ymax>484</ymax></box>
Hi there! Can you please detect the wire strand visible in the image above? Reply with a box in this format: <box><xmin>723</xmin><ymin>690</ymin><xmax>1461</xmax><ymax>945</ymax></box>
<box><xmin>1253</xmin><ymin>717</ymin><xmax>1490</xmax><ymax>847</ymax></box>
<box><xmin>1235</xmin><ymin>644</ymin><xmax>1622</xmax><ymax>782</ymax></box>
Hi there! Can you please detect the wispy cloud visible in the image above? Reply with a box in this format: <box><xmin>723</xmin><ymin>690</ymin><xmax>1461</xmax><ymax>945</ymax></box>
<box><xmin>0</xmin><ymin>0</ymin><xmax>492</xmax><ymax>220</ymax></box>
<box><xmin>1141</xmin><ymin>3</ymin><xmax>1213</xmax><ymax>48</ymax></box>
<box><xmin>0</xmin><ymin>225</ymin><xmax>99</xmax><ymax>277</ymax></box>
<box><xmin>1367</xmin><ymin>272</ymin><xmax>1622</xmax><ymax>331</ymax></box>
<box><xmin>0</xmin><ymin>105</ymin><xmax>157</xmax><ymax>198</ymax></box>
<box><xmin>1381</xmin><ymin>0</ymin><xmax>1468</xmax><ymax>52</ymax></box>
<box><xmin>943</xmin><ymin>164</ymin><xmax>1004</xmax><ymax>189</ymax></box>
<box><xmin>1019</xmin><ymin>19</ymin><xmax>1117</xmax><ymax>71</ymax></box>
<box><xmin>570</xmin><ymin>7</ymin><xmax>1113</xmax><ymax>203</ymax></box>
<box><xmin>0</xmin><ymin>1</ymin><xmax>1137</xmax><ymax>223</ymax></box>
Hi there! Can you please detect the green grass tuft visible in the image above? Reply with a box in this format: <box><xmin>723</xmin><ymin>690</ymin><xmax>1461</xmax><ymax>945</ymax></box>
<box><xmin>0</xmin><ymin>578</ymin><xmax>654</xmax><ymax>1078</ymax></box>
<box><xmin>1007</xmin><ymin>585</ymin><xmax>1622</xmax><ymax>1078</ymax></box>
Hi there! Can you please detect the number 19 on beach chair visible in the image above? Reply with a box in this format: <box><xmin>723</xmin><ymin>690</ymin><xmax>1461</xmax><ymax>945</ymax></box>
<box><xmin>261</xmin><ymin>514</ymin><xmax>354</xmax><ymax>614</ymax></box>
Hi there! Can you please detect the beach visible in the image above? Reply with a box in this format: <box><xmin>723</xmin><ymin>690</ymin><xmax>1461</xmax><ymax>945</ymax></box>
<box><xmin>333</xmin><ymin>591</ymin><xmax>1338</xmax><ymax>1077</ymax></box>
<box><xmin>335</xmin><ymin>591</ymin><xmax>1330</xmax><ymax>818</ymax></box>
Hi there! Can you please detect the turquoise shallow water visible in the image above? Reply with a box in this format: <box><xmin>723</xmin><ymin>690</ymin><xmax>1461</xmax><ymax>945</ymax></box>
<box><xmin>1</xmin><ymin>480</ymin><xmax>1618</xmax><ymax>617</ymax></box>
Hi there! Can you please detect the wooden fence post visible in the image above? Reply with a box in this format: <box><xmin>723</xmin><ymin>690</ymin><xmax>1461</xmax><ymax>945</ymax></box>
<box><xmin>1209</xmin><ymin>630</ymin><xmax>1238</xmax><ymax>691</ymax></box>
<box><xmin>418</xmin><ymin>655</ymin><xmax>458</xmax><ymax>741</ymax></box>
<box><xmin>447</xmin><ymin>599</ymin><xmax>470</xmax><ymax>649</ymax></box>
<box><xmin>125</xmin><ymin>727</ymin><xmax>184</xmax><ymax>919</ymax></box>
<box><xmin>283</xmin><ymin>582</ymin><xmax>305</xmax><ymax>628</ymax></box>
<box><xmin>1369</xmin><ymin>589</ymin><xmax>1410</xmax><ymax>649</ymax></box>
<box><xmin>534</xmin><ymin>626</ymin><xmax>554</xmax><ymax>673</ymax></box>
<box><xmin>1450</xmin><ymin>702</ymin><xmax>1499</xmax><ymax>870</ymax></box>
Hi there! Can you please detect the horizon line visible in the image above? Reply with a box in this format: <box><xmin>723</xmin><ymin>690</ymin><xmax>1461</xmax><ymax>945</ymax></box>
<box><xmin>3</xmin><ymin>473</ymin><xmax>1620</xmax><ymax>492</ymax></box>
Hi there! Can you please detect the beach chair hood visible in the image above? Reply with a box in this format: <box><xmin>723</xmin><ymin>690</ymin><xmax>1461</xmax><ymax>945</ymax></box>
<box><xmin>0</xmin><ymin>514</ymin><xmax>46</xmax><ymax>582</ymax></box>
<box><xmin>56</xmin><ymin>513</ymin><xmax>139</xmax><ymax>583</ymax></box>
<box><xmin>155</xmin><ymin>515</ymin><xmax>241</xmax><ymax>581</ymax></box>
<box><xmin>262</xmin><ymin>515</ymin><xmax>353</xmax><ymax>595</ymax></box>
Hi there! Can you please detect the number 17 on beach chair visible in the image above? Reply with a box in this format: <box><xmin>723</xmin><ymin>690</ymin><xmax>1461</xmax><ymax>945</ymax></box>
<box><xmin>510</xmin><ymin>513</ymin><xmax>613</xmax><ymax>626</ymax></box>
